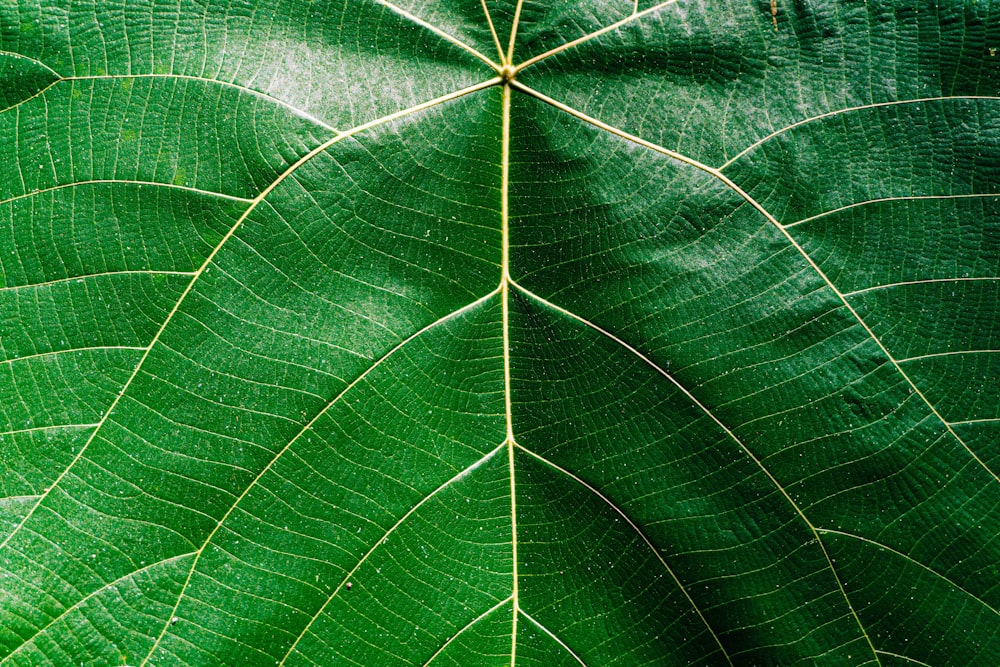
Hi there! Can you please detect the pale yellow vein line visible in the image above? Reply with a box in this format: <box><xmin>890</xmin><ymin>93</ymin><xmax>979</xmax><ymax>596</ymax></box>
<box><xmin>0</xmin><ymin>179</ymin><xmax>253</xmax><ymax>208</ymax></box>
<box><xmin>501</xmin><ymin>84</ymin><xmax>514</xmax><ymax>447</ymax></box>
<box><xmin>278</xmin><ymin>444</ymin><xmax>506</xmax><ymax>667</ymax></box>
<box><xmin>898</xmin><ymin>349</ymin><xmax>1000</xmax><ymax>363</ymax></box>
<box><xmin>61</xmin><ymin>74</ymin><xmax>337</xmax><ymax>132</ymax></box>
<box><xmin>506</xmin><ymin>0</ymin><xmax>526</xmax><ymax>65</ymax></box>
<box><xmin>422</xmin><ymin>596</ymin><xmax>513</xmax><ymax>667</ymax></box>
<box><xmin>511</xmin><ymin>279</ymin><xmax>873</xmax><ymax>665</ymax></box>
<box><xmin>501</xmin><ymin>81</ymin><xmax>520</xmax><ymax>667</ymax></box>
<box><xmin>785</xmin><ymin>193</ymin><xmax>1000</xmax><ymax>228</ymax></box>
<box><xmin>0</xmin><ymin>78</ymin><xmax>60</xmax><ymax>115</ymax></box>
<box><xmin>509</xmin><ymin>81</ymin><xmax>720</xmax><ymax>174</ymax></box>
<box><xmin>0</xmin><ymin>47</ymin><xmax>61</xmax><ymax>114</ymax></box>
<box><xmin>0</xmin><ymin>424</ymin><xmax>98</xmax><ymax>439</ymax></box>
<box><xmin>514</xmin><ymin>81</ymin><xmax>1000</xmax><ymax>491</ymax></box>
<box><xmin>515</xmin><ymin>441</ymin><xmax>732</xmax><ymax>666</ymax></box>
<box><xmin>0</xmin><ymin>49</ymin><xmax>61</xmax><ymax>77</ymax></box>
<box><xmin>0</xmin><ymin>552</ymin><xmax>196</xmax><ymax>666</ymax></box>
<box><xmin>719</xmin><ymin>96</ymin><xmax>1000</xmax><ymax>170</ymax></box>
<box><xmin>844</xmin><ymin>277</ymin><xmax>1000</xmax><ymax>297</ymax></box>
<box><xmin>0</xmin><ymin>346</ymin><xmax>146</xmax><ymax>367</ymax></box>
<box><xmin>144</xmin><ymin>287</ymin><xmax>500</xmax><ymax>666</ymax></box>
<box><xmin>0</xmin><ymin>495</ymin><xmax>40</xmax><ymax>503</ymax></box>
<box><xmin>372</xmin><ymin>0</ymin><xmax>501</xmax><ymax>72</ymax></box>
<box><xmin>0</xmin><ymin>77</ymin><xmax>500</xmax><ymax>558</ymax></box>
<box><xmin>874</xmin><ymin>651</ymin><xmax>933</xmax><ymax>667</ymax></box>
<box><xmin>0</xmin><ymin>270</ymin><xmax>197</xmax><ymax>294</ymax></box>
<box><xmin>519</xmin><ymin>610</ymin><xmax>588</xmax><ymax>667</ymax></box>
<box><xmin>480</xmin><ymin>0</ymin><xmax>506</xmax><ymax>65</ymax></box>
<box><xmin>514</xmin><ymin>0</ymin><xmax>682</xmax><ymax>73</ymax></box>
<box><xmin>950</xmin><ymin>417</ymin><xmax>1000</xmax><ymax>426</ymax></box>
<box><xmin>817</xmin><ymin>528</ymin><xmax>1000</xmax><ymax>617</ymax></box>
<box><xmin>0</xmin><ymin>71</ymin><xmax>336</xmax><ymax>132</ymax></box>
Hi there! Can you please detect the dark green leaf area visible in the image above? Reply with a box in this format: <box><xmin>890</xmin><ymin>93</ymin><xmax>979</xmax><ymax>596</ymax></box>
<box><xmin>424</xmin><ymin>599</ymin><xmax>515</xmax><ymax>667</ymax></box>
<box><xmin>1</xmin><ymin>2</ymin><xmax>999</xmax><ymax>666</ymax></box>
<box><xmin>824</xmin><ymin>531</ymin><xmax>1000</xmax><ymax>667</ymax></box>
<box><xmin>521</xmin><ymin>0</ymin><xmax>1000</xmax><ymax>166</ymax></box>
<box><xmin>509</xmin><ymin>291</ymin><xmax>869</xmax><ymax>665</ymax></box>
<box><xmin>513</xmin><ymin>615</ymin><xmax>589</xmax><ymax>667</ymax></box>
<box><xmin>0</xmin><ymin>553</ymin><xmax>193</xmax><ymax>667</ymax></box>
<box><xmin>0</xmin><ymin>183</ymin><xmax>240</xmax><ymax>290</ymax></box>
<box><xmin>0</xmin><ymin>88</ymin><xmax>508</xmax><ymax>664</ymax></box>
<box><xmin>0</xmin><ymin>425</ymin><xmax>93</xmax><ymax>520</ymax></box>
<box><xmin>506</xmin><ymin>84</ymin><xmax>1000</xmax><ymax>665</ymax></box>
<box><xmin>0</xmin><ymin>78</ymin><xmax>327</xmax><ymax>201</ymax></box>
<box><xmin>283</xmin><ymin>451</ymin><xmax>512</xmax><ymax>667</ymax></box>
<box><xmin>0</xmin><ymin>52</ymin><xmax>58</xmax><ymax>111</ymax></box>
<box><xmin>793</xmin><ymin>196</ymin><xmax>1000</xmax><ymax>295</ymax></box>
<box><xmin>725</xmin><ymin>99</ymin><xmax>1000</xmax><ymax>226</ymax></box>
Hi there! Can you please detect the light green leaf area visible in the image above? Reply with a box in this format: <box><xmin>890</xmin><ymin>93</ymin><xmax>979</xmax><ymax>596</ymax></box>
<box><xmin>1</xmin><ymin>1</ymin><xmax>998</xmax><ymax>666</ymax></box>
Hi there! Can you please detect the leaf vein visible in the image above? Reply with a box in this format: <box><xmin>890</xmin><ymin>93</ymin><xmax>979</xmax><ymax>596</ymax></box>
<box><xmin>518</xmin><ymin>609</ymin><xmax>589</xmax><ymax>667</ymax></box>
<box><xmin>511</xmin><ymin>278</ymin><xmax>876</xmax><ymax>663</ymax></box>
<box><xmin>421</xmin><ymin>596</ymin><xmax>513</xmax><ymax>666</ymax></box>
<box><xmin>0</xmin><ymin>79</ymin><xmax>500</xmax><ymax>557</ymax></box>
<box><xmin>817</xmin><ymin>528</ymin><xmax>1000</xmax><ymax>617</ymax></box>
<box><xmin>720</xmin><ymin>96</ymin><xmax>1000</xmax><ymax>170</ymax></box>
<box><xmin>139</xmin><ymin>289</ymin><xmax>500</xmax><ymax>664</ymax></box>
<box><xmin>277</xmin><ymin>443</ymin><xmax>506</xmax><ymax>666</ymax></box>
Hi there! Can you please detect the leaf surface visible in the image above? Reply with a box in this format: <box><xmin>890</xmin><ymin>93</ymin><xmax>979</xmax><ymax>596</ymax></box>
<box><xmin>1</xmin><ymin>1</ymin><xmax>998</xmax><ymax>665</ymax></box>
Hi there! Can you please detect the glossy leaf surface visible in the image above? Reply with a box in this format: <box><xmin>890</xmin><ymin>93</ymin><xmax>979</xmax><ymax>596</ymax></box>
<box><xmin>1</xmin><ymin>1</ymin><xmax>998</xmax><ymax>665</ymax></box>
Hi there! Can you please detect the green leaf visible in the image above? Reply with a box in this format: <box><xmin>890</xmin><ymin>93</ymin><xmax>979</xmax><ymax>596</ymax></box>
<box><xmin>1</xmin><ymin>1</ymin><xmax>998</xmax><ymax>665</ymax></box>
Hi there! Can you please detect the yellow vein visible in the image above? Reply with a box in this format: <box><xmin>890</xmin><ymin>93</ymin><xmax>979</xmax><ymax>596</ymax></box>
<box><xmin>784</xmin><ymin>193</ymin><xmax>1000</xmax><ymax>228</ymax></box>
<box><xmin>844</xmin><ymin>277</ymin><xmax>1000</xmax><ymax>297</ymax></box>
<box><xmin>511</xmin><ymin>279</ymin><xmax>876</xmax><ymax>665</ymax></box>
<box><xmin>874</xmin><ymin>652</ymin><xmax>933</xmax><ymax>667</ymax></box>
<box><xmin>0</xmin><ymin>73</ymin><xmax>337</xmax><ymax>133</ymax></box>
<box><xmin>0</xmin><ymin>49</ymin><xmax>61</xmax><ymax>77</ymax></box>
<box><xmin>0</xmin><ymin>495</ymin><xmax>40</xmax><ymax>504</ymax></box>
<box><xmin>509</xmin><ymin>81</ymin><xmax>721</xmax><ymax>175</ymax></box>
<box><xmin>0</xmin><ymin>346</ymin><xmax>146</xmax><ymax>367</ymax></box>
<box><xmin>0</xmin><ymin>552</ymin><xmax>196</xmax><ymax>665</ymax></box>
<box><xmin>950</xmin><ymin>417</ymin><xmax>1000</xmax><ymax>426</ymax></box>
<box><xmin>0</xmin><ymin>179</ymin><xmax>252</xmax><ymax>208</ymax></box>
<box><xmin>0</xmin><ymin>49</ymin><xmax>62</xmax><ymax>114</ymax></box>
<box><xmin>501</xmin><ymin>84</ymin><xmax>514</xmax><ymax>445</ymax></box>
<box><xmin>60</xmin><ymin>74</ymin><xmax>338</xmax><ymax>133</ymax></box>
<box><xmin>515</xmin><ymin>443</ymin><xmax>731</xmax><ymax>665</ymax></box>
<box><xmin>0</xmin><ymin>424</ymin><xmax>98</xmax><ymax>438</ymax></box>
<box><xmin>0</xmin><ymin>78</ymin><xmax>61</xmax><ymax>115</ymax></box>
<box><xmin>506</xmin><ymin>0</ymin><xmax>526</xmax><ymax>65</ymax></box>
<box><xmin>373</xmin><ymin>0</ymin><xmax>501</xmax><ymax>72</ymax></box>
<box><xmin>480</xmin><ymin>0</ymin><xmax>506</xmax><ymax>65</ymax></box>
<box><xmin>0</xmin><ymin>270</ymin><xmax>197</xmax><ymax>294</ymax></box>
<box><xmin>421</xmin><ymin>596</ymin><xmax>513</xmax><ymax>667</ymax></box>
<box><xmin>143</xmin><ymin>288</ymin><xmax>500</xmax><ymax>665</ymax></box>
<box><xmin>719</xmin><ymin>96</ymin><xmax>1000</xmax><ymax>170</ymax></box>
<box><xmin>278</xmin><ymin>444</ymin><xmax>506</xmax><ymax>667</ymax></box>
<box><xmin>514</xmin><ymin>0</ymin><xmax>682</xmax><ymax>73</ymax></box>
<box><xmin>514</xmin><ymin>82</ymin><xmax>1000</xmax><ymax>490</ymax></box>
<box><xmin>519</xmin><ymin>610</ymin><xmax>589</xmax><ymax>667</ymax></box>
<box><xmin>898</xmin><ymin>349</ymin><xmax>1000</xmax><ymax>363</ymax></box>
<box><xmin>501</xmin><ymin>81</ymin><xmax>520</xmax><ymax>667</ymax></box>
<box><xmin>0</xmin><ymin>77</ymin><xmax>499</xmax><ymax>558</ymax></box>
<box><xmin>817</xmin><ymin>528</ymin><xmax>1000</xmax><ymax>617</ymax></box>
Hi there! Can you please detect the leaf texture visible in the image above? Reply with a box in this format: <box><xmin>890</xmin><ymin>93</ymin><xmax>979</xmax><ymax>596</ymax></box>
<box><xmin>0</xmin><ymin>1</ymin><xmax>998</xmax><ymax>665</ymax></box>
